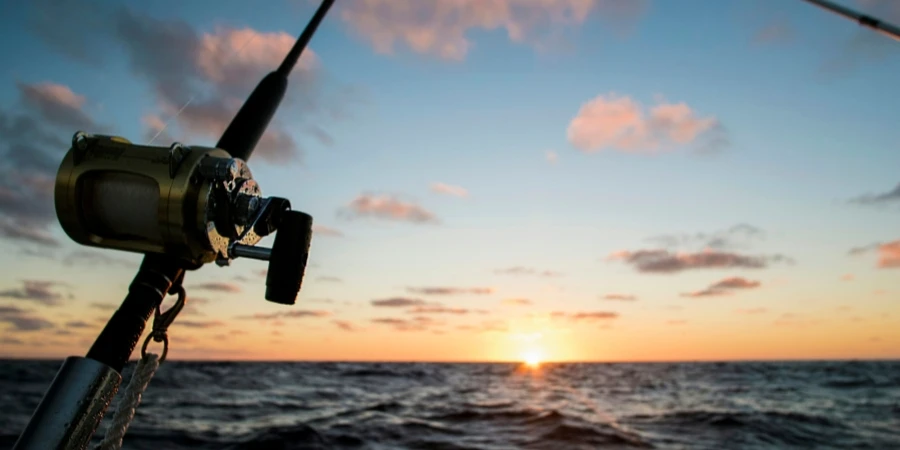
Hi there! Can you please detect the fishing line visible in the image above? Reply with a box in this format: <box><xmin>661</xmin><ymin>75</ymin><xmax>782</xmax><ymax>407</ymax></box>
<box><xmin>147</xmin><ymin>31</ymin><xmax>258</xmax><ymax>145</ymax></box>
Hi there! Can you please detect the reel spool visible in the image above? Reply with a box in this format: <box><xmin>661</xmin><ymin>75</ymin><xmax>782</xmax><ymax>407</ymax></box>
<box><xmin>54</xmin><ymin>131</ymin><xmax>312</xmax><ymax>305</ymax></box>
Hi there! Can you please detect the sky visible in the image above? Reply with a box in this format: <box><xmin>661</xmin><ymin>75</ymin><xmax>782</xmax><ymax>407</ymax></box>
<box><xmin>0</xmin><ymin>0</ymin><xmax>898</xmax><ymax>363</ymax></box>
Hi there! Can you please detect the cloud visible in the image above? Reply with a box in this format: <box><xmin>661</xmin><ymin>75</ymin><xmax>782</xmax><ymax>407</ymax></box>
<box><xmin>316</xmin><ymin>276</ymin><xmax>343</xmax><ymax>283</ymax></box>
<box><xmin>407</xmin><ymin>305</ymin><xmax>469</xmax><ymax>315</ymax></box>
<box><xmin>343</xmin><ymin>193</ymin><xmax>438</xmax><ymax>224</ymax></box>
<box><xmin>0</xmin><ymin>219</ymin><xmax>59</xmax><ymax>247</ymax></box>
<box><xmin>0</xmin><ymin>82</ymin><xmax>97</xmax><ymax>249</ymax></box>
<box><xmin>753</xmin><ymin>18</ymin><xmax>793</xmax><ymax>44</ymax></box>
<box><xmin>312</xmin><ymin>225</ymin><xmax>344</xmax><ymax>237</ymax></box>
<box><xmin>841</xmin><ymin>273</ymin><xmax>855</xmax><ymax>281</ymax></box>
<box><xmin>238</xmin><ymin>310</ymin><xmax>330</xmax><ymax>320</ymax></box>
<box><xmin>567</xmin><ymin>93</ymin><xmax>725</xmax><ymax>154</ymax></box>
<box><xmin>90</xmin><ymin>302</ymin><xmax>117</xmax><ymax>311</ymax></box>
<box><xmin>371</xmin><ymin>297</ymin><xmax>427</xmax><ymax>307</ymax></box>
<box><xmin>608</xmin><ymin>249</ymin><xmax>790</xmax><ymax>273</ymax></box>
<box><xmin>681</xmin><ymin>277</ymin><xmax>762</xmax><ymax>298</ymax></box>
<box><xmin>877</xmin><ymin>241</ymin><xmax>900</xmax><ymax>268</ymax></box>
<box><xmin>333</xmin><ymin>320</ymin><xmax>358</xmax><ymax>332</ymax></box>
<box><xmin>0</xmin><ymin>306</ymin><xmax>55</xmax><ymax>331</ymax></box>
<box><xmin>65</xmin><ymin>320</ymin><xmax>92</xmax><ymax>328</ymax></box>
<box><xmin>502</xmin><ymin>298</ymin><xmax>533</xmax><ymax>306</ymax></box>
<box><xmin>1</xmin><ymin>336</ymin><xmax>24</xmax><ymax>345</ymax></box>
<box><xmin>545</xmin><ymin>150</ymin><xmax>558</xmax><ymax>164</ymax></box>
<box><xmin>62</xmin><ymin>250</ymin><xmax>139</xmax><ymax>268</ymax></box>
<box><xmin>494</xmin><ymin>267</ymin><xmax>562</xmax><ymax>277</ymax></box>
<box><xmin>0</xmin><ymin>280</ymin><xmax>67</xmax><ymax>306</ymax></box>
<box><xmin>26</xmin><ymin>1</ymin><xmax>352</xmax><ymax>164</ymax></box>
<box><xmin>338</xmin><ymin>0</ymin><xmax>646</xmax><ymax>61</ymax></box>
<box><xmin>849</xmin><ymin>182</ymin><xmax>900</xmax><ymax>206</ymax></box>
<box><xmin>849</xmin><ymin>240</ymin><xmax>900</xmax><ymax>268</ymax></box>
<box><xmin>406</xmin><ymin>286</ymin><xmax>494</xmax><ymax>295</ymax></box>
<box><xmin>646</xmin><ymin>224</ymin><xmax>765</xmax><ymax>250</ymax></box>
<box><xmin>177</xmin><ymin>320</ymin><xmax>224</xmax><ymax>328</ymax></box>
<box><xmin>371</xmin><ymin>316</ymin><xmax>439</xmax><ymax>331</ymax></box>
<box><xmin>601</xmin><ymin>294</ymin><xmax>637</xmax><ymax>301</ymax></box>
<box><xmin>18</xmin><ymin>82</ymin><xmax>95</xmax><ymax>129</ymax></box>
<box><xmin>190</xmin><ymin>282</ymin><xmax>242</xmax><ymax>293</ymax></box>
<box><xmin>430</xmin><ymin>182</ymin><xmax>469</xmax><ymax>198</ymax></box>
<box><xmin>570</xmin><ymin>311</ymin><xmax>618</xmax><ymax>321</ymax></box>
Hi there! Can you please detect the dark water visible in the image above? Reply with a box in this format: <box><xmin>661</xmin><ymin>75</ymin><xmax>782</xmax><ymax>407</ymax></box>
<box><xmin>1</xmin><ymin>361</ymin><xmax>899</xmax><ymax>449</ymax></box>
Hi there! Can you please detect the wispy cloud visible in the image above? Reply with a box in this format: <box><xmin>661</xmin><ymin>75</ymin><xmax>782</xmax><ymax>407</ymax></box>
<box><xmin>62</xmin><ymin>250</ymin><xmax>139</xmax><ymax>268</ymax></box>
<box><xmin>545</xmin><ymin>150</ymin><xmax>558</xmax><ymax>164</ymax></box>
<box><xmin>0</xmin><ymin>305</ymin><xmax>55</xmax><ymax>331</ymax></box>
<box><xmin>177</xmin><ymin>320</ymin><xmax>225</xmax><ymax>328</ymax></box>
<box><xmin>646</xmin><ymin>224</ymin><xmax>765</xmax><ymax>250</ymax></box>
<box><xmin>849</xmin><ymin>182</ymin><xmax>900</xmax><ymax>206</ymax></box>
<box><xmin>371</xmin><ymin>297</ymin><xmax>427</xmax><ymax>307</ymax></box>
<box><xmin>333</xmin><ymin>320</ymin><xmax>359</xmax><ymax>332</ymax></box>
<box><xmin>316</xmin><ymin>276</ymin><xmax>343</xmax><ymax>283</ymax></box>
<box><xmin>608</xmin><ymin>249</ymin><xmax>790</xmax><ymax>273</ymax></box>
<box><xmin>407</xmin><ymin>305</ymin><xmax>469</xmax><ymax>315</ymax></box>
<box><xmin>502</xmin><ymin>298</ymin><xmax>533</xmax><ymax>306</ymax></box>
<box><xmin>601</xmin><ymin>294</ymin><xmax>637</xmax><ymax>301</ymax></box>
<box><xmin>406</xmin><ymin>287</ymin><xmax>494</xmax><ymax>295</ymax></box>
<box><xmin>371</xmin><ymin>316</ymin><xmax>439</xmax><ymax>332</ymax></box>
<box><xmin>338</xmin><ymin>0</ymin><xmax>646</xmax><ymax>61</ymax></box>
<box><xmin>754</xmin><ymin>18</ymin><xmax>793</xmax><ymax>44</ymax></box>
<box><xmin>343</xmin><ymin>193</ymin><xmax>437</xmax><ymax>224</ymax></box>
<box><xmin>494</xmin><ymin>267</ymin><xmax>562</xmax><ymax>277</ymax></box>
<box><xmin>567</xmin><ymin>93</ymin><xmax>727</xmax><ymax>154</ymax></box>
<box><xmin>430</xmin><ymin>182</ymin><xmax>468</xmax><ymax>198</ymax></box>
<box><xmin>312</xmin><ymin>225</ymin><xmax>344</xmax><ymax>237</ymax></box>
<box><xmin>190</xmin><ymin>282</ymin><xmax>242</xmax><ymax>293</ymax></box>
<box><xmin>736</xmin><ymin>307</ymin><xmax>768</xmax><ymax>315</ymax></box>
<box><xmin>238</xmin><ymin>310</ymin><xmax>330</xmax><ymax>320</ymax></box>
<box><xmin>0</xmin><ymin>280</ymin><xmax>67</xmax><ymax>306</ymax></box>
<box><xmin>548</xmin><ymin>311</ymin><xmax>619</xmax><ymax>322</ymax></box>
<box><xmin>681</xmin><ymin>277</ymin><xmax>761</xmax><ymax>298</ymax></box>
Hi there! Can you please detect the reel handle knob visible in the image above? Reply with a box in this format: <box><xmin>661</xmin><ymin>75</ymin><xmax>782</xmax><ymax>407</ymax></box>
<box><xmin>265</xmin><ymin>210</ymin><xmax>313</xmax><ymax>305</ymax></box>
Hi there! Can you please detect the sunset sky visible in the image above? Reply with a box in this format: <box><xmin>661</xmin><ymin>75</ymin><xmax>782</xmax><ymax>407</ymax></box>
<box><xmin>0</xmin><ymin>0</ymin><xmax>898</xmax><ymax>363</ymax></box>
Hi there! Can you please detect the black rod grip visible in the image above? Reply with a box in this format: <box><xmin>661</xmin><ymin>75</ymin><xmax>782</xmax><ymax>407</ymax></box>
<box><xmin>265</xmin><ymin>211</ymin><xmax>313</xmax><ymax>305</ymax></box>
<box><xmin>86</xmin><ymin>254</ymin><xmax>185</xmax><ymax>372</ymax></box>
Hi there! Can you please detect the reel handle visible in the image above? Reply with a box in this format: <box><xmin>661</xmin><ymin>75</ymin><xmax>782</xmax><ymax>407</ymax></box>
<box><xmin>265</xmin><ymin>211</ymin><xmax>313</xmax><ymax>305</ymax></box>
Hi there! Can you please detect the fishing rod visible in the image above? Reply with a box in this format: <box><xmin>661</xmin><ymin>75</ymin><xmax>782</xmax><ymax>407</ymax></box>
<box><xmin>802</xmin><ymin>0</ymin><xmax>900</xmax><ymax>41</ymax></box>
<box><xmin>13</xmin><ymin>0</ymin><xmax>335</xmax><ymax>448</ymax></box>
<box><xmin>11</xmin><ymin>0</ymin><xmax>898</xmax><ymax>448</ymax></box>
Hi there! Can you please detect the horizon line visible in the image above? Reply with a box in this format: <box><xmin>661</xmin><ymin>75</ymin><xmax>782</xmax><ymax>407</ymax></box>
<box><xmin>3</xmin><ymin>356</ymin><xmax>899</xmax><ymax>364</ymax></box>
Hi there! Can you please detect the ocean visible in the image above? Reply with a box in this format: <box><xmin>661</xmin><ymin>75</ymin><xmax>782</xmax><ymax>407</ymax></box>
<box><xmin>1</xmin><ymin>360</ymin><xmax>898</xmax><ymax>449</ymax></box>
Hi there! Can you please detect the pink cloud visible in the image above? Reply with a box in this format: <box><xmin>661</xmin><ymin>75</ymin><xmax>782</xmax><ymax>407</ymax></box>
<box><xmin>545</xmin><ymin>150</ymin><xmax>558</xmax><ymax>164</ymax></box>
<box><xmin>878</xmin><ymin>241</ymin><xmax>900</xmax><ymax>268</ymax></box>
<box><xmin>430</xmin><ymin>182</ymin><xmax>469</xmax><ymax>198</ymax></box>
<box><xmin>346</xmin><ymin>194</ymin><xmax>437</xmax><ymax>223</ymax></box>
<box><xmin>567</xmin><ymin>93</ymin><xmax>721</xmax><ymax>153</ymax></box>
<box><xmin>196</xmin><ymin>27</ymin><xmax>318</xmax><ymax>91</ymax></box>
<box><xmin>312</xmin><ymin>225</ymin><xmax>344</xmax><ymax>237</ymax></box>
<box><xmin>502</xmin><ymin>298</ymin><xmax>533</xmax><ymax>306</ymax></box>
<box><xmin>602</xmin><ymin>294</ymin><xmax>637</xmax><ymax>301</ymax></box>
<box><xmin>18</xmin><ymin>82</ymin><xmax>94</xmax><ymax>129</ymax></box>
<box><xmin>339</xmin><ymin>0</ymin><xmax>643</xmax><ymax>60</ymax></box>
<box><xmin>682</xmin><ymin>277</ymin><xmax>761</xmax><ymax>298</ymax></box>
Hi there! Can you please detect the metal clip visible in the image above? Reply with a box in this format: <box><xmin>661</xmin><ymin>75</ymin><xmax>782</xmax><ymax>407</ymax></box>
<box><xmin>141</xmin><ymin>285</ymin><xmax>186</xmax><ymax>363</ymax></box>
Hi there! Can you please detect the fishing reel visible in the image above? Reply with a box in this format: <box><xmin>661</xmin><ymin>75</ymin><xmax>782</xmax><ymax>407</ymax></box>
<box><xmin>54</xmin><ymin>131</ymin><xmax>312</xmax><ymax>305</ymax></box>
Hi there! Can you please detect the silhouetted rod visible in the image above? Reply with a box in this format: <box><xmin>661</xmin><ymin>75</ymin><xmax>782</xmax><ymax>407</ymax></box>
<box><xmin>216</xmin><ymin>0</ymin><xmax>335</xmax><ymax>162</ymax></box>
<box><xmin>802</xmin><ymin>0</ymin><xmax>900</xmax><ymax>42</ymax></box>
<box><xmin>278</xmin><ymin>0</ymin><xmax>336</xmax><ymax>76</ymax></box>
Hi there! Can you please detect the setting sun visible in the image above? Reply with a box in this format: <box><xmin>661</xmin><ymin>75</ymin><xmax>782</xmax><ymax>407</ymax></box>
<box><xmin>522</xmin><ymin>350</ymin><xmax>543</xmax><ymax>368</ymax></box>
